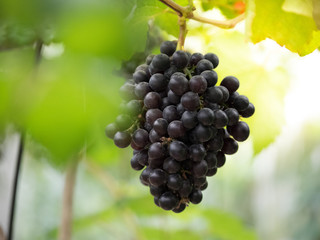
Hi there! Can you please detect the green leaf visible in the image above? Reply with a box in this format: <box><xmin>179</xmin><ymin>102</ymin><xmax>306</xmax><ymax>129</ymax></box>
<box><xmin>247</xmin><ymin>0</ymin><xmax>320</xmax><ymax>56</ymax></box>
<box><xmin>154</xmin><ymin>13</ymin><xmax>179</xmax><ymax>37</ymax></box>
<box><xmin>140</xmin><ymin>227</ymin><xmax>202</xmax><ymax>240</ymax></box>
<box><xmin>313</xmin><ymin>0</ymin><xmax>320</xmax><ymax>29</ymax></box>
<box><xmin>201</xmin><ymin>0</ymin><xmax>245</xmax><ymax>19</ymax></box>
<box><xmin>132</xmin><ymin>0</ymin><xmax>179</xmax><ymax>37</ymax></box>
<box><xmin>195</xmin><ymin>31</ymin><xmax>289</xmax><ymax>154</ymax></box>
<box><xmin>202</xmin><ymin>208</ymin><xmax>257</xmax><ymax>240</ymax></box>
<box><xmin>282</xmin><ymin>0</ymin><xmax>313</xmax><ymax>17</ymax></box>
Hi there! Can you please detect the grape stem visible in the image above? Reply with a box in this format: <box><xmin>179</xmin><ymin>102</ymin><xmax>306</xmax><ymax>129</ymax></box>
<box><xmin>159</xmin><ymin>0</ymin><xmax>245</xmax><ymax>29</ymax></box>
<box><xmin>177</xmin><ymin>17</ymin><xmax>187</xmax><ymax>50</ymax></box>
<box><xmin>183</xmin><ymin>67</ymin><xmax>192</xmax><ymax>79</ymax></box>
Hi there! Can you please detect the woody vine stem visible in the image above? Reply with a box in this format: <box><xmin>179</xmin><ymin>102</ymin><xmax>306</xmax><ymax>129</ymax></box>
<box><xmin>159</xmin><ymin>0</ymin><xmax>245</xmax><ymax>49</ymax></box>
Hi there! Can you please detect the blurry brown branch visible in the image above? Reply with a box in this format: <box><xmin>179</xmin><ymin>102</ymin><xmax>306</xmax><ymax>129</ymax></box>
<box><xmin>159</xmin><ymin>0</ymin><xmax>245</xmax><ymax>29</ymax></box>
<box><xmin>0</xmin><ymin>226</ymin><xmax>5</xmax><ymax>240</ymax></box>
<box><xmin>192</xmin><ymin>13</ymin><xmax>245</xmax><ymax>29</ymax></box>
<box><xmin>58</xmin><ymin>159</ymin><xmax>79</xmax><ymax>240</ymax></box>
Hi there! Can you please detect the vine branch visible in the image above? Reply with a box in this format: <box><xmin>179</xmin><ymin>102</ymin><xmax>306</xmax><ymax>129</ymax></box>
<box><xmin>192</xmin><ymin>13</ymin><xmax>245</xmax><ymax>29</ymax></box>
<box><xmin>159</xmin><ymin>0</ymin><xmax>245</xmax><ymax>29</ymax></box>
<box><xmin>159</xmin><ymin>0</ymin><xmax>187</xmax><ymax>17</ymax></box>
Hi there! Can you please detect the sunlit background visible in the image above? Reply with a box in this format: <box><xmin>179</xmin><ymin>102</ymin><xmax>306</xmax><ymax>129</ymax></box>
<box><xmin>0</xmin><ymin>0</ymin><xmax>320</xmax><ymax>240</ymax></box>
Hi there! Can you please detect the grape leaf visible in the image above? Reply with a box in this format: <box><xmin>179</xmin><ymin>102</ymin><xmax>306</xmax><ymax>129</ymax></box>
<box><xmin>201</xmin><ymin>0</ymin><xmax>245</xmax><ymax>19</ymax></box>
<box><xmin>193</xmin><ymin>31</ymin><xmax>289</xmax><ymax>154</ymax></box>
<box><xmin>282</xmin><ymin>0</ymin><xmax>313</xmax><ymax>17</ymax></box>
<box><xmin>247</xmin><ymin>0</ymin><xmax>320</xmax><ymax>56</ymax></box>
<box><xmin>202</xmin><ymin>209</ymin><xmax>257</xmax><ymax>240</ymax></box>
<box><xmin>313</xmin><ymin>0</ymin><xmax>320</xmax><ymax>29</ymax></box>
<box><xmin>132</xmin><ymin>0</ymin><xmax>179</xmax><ymax>37</ymax></box>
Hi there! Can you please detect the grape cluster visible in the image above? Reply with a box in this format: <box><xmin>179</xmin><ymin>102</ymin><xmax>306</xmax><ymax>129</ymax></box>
<box><xmin>105</xmin><ymin>41</ymin><xmax>255</xmax><ymax>213</ymax></box>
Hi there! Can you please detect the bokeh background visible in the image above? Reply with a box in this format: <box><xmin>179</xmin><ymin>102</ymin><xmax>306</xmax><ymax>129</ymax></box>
<box><xmin>0</xmin><ymin>0</ymin><xmax>320</xmax><ymax>239</ymax></box>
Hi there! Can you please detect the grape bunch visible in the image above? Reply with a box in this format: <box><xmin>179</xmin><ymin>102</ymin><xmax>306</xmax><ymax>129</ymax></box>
<box><xmin>105</xmin><ymin>41</ymin><xmax>255</xmax><ymax>213</ymax></box>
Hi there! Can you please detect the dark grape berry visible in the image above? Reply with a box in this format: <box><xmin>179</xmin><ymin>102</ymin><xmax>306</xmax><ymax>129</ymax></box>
<box><xmin>163</xmin><ymin>157</ymin><xmax>181</xmax><ymax>174</ymax></box>
<box><xmin>169</xmin><ymin>141</ymin><xmax>188</xmax><ymax>161</ymax></box>
<box><xmin>148</xmin><ymin>142</ymin><xmax>166</xmax><ymax>159</ymax></box>
<box><xmin>172</xmin><ymin>50</ymin><xmax>189</xmax><ymax>69</ymax></box>
<box><xmin>132</xmin><ymin>129</ymin><xmax>149</xmax><ymax>148</ymax></box>
<box><xmin>239</xmin><ymin>102</ymin><xmax>255</xmax><ymax>118</ymax></box>
<box><xmin>197</xmin><ymin>108</ymin><xmax>215</xmax><ymax>126</ymax></box>
<box><xmin>216</xmin><ymin>151</ymin><xmax>226</xmax><ymax>168</ymax></box>
<box><xmin>189</xmin><ymin>189</ymin><xmax>203</xmax><ymax>204</ymax></box>
<box><xmin>217</xmin><ymin>85</ymin><xmax>229</xmax><ymax>103</ymax></box>
<box><xmin>133</xmin><ymin>70</ymin><xmax>148</xmax><ymax>83</ymax></box>
<box><xmin>169</xmin><ymin>73</ymin><xmax>189</xmax><ymax>96</ymax></box>
<box><xmin>106</xmin><ymin>42</ymin><xmax>255</xmax><ymax>212</ymax></box>
<box><xmin>189</xmin><ymin>144</ymin><xmax>206</xmax><ymax>162</ymax></box>
<box><xmin>221</xmin><ymin>138</ymin><xmax>239</xmax><ymax>155</ymax></box>
<box><xmin>149</xmin><ymin>73</ymin><xmax>168</xmax><ymax>92</ymax></box>
<box><xmin>150</xmin><ymin>54</ymin><xmax>171</xmax><ymax>73</ymax></box>
<box><xmin>214</xmin><ymin>110</ymin><xmax>228</xmax><ymax>129</ymax></box>
<box><xmin>233</xmin><ymin>95</ymin><xmax>249</xmax><ymax>111</ymax></box>
<box><xmin>201</xmin><ymin>70</ymin><xmax>218</xmax><ymax>87</ymax></box>
<box><xmin>130</xmin><ymin>155</ymin><xmax>144</xmax><ymax>171</ymax></box>
<box><xmin>221</xmin><ymin>76</ymin><xmax>239</xmax><ymax>93</ymax></box>
<box><xmin>204</xmin><ymin>53</ymin><xmax>219</xmax><ymax>68</ymax></box>
<box><xmin>163</xmin><ymin>105</ymin><xmax>180</xmax><ymax>122</ymax></box>
<box><xmin>159</xmin><ymin>192</ymin><xmax>179</xmax><ymax>210</ymax></box>
<box><xmin>189</xmin><ymin>52</ymin><xmax>204</xmax><ymax>66</ymax></box>
<box><xmin>194</xmin><ymin>124</ymin><xmax>212</xmax><ymax>143</ymax></box>
<box><xmin>144</xmin><ymin>92</ymin><xmax>162</xmax><ymax>109</ymax></box>
<box><xmin>145</xmin><ymin>109</ymin><xmax>162</xmax><ymax>125</ymax></box>
<box><xmin>181</xmin><ymin>111</ymin><xmax>198</xmax><ymax>129</ymax></box>
<box><xmin>196</xmin><ymin>59</ymin><xmax>213</xmax><ymax>74</ymax></box>
<box><xmin>167</xmin><ymin>90</ymin><xmax>181</xmax><ymax>104</ymax></box>
<box><xmin>135</xmin><ymin>82</ymin><xmax>151</xmax><ymax>99</ymax></box>
<box><xmin>224</xmin><ymin>108</ymin><xmax>239</xmax><ymax>126</ymax></box>
<box><xmin>227</xmin><ymin>121</ymin><xmax>250</xmax><ymax>142</ymax></box>
<box><xmin>192</xmin><ymin>160</ymin><xmax>208</xmax><ymax>177</ymax></box>
<box><xmin>189</xmin><ymin>75</ymin><xmax>207</xmax><ymax>94</ymax></box>
<box><xmin>167</xmin><ymin>120</ymin><xmax>186</xmax><ymax>138</ymax></box>
<box><xmin>181</xmin><ymin>91</ymin><xmax>200</xmax><ymax>111</ymax></box>
<box><xmin>149</xmin><ymin>168</ymin><xmax>167</xmax><ymax>187</ymax></box>
<box><xmin>205</xmin><ymin>86</ymin><xmax>223</xmax><ymax>103</ymax></box>
<box><xmin>153</xmin><ymin>118</ymin><xmax>168</xmax><ymax>135</ymax></box>
<box><xmin>160</xmin><ymin>40</ymin><xmax>177</xmax><ymax>56</ymax></box>
<box><xmin>149</xmin><ymin>129</ymin><xmax>162</xmax><ymax>143</ymax></box>
<box><xmin>114</xmin><ymin>131</ymin><xmax>131</xmax><ymax>148</ymax></box>
<box><xmin>173</xmin><ymin>203</ymin><xmax>186</xmax><ymax>213</ymax></box>
<box><xmin>167</xmin><ymin>174</ymin><xmax>183</xmax><ymax>190</ymax></box>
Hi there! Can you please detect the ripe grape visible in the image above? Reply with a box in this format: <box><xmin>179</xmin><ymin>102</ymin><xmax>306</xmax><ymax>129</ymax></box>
<box><xmin>160</xmin><ymin>40</ymin><xmax>177</xmax><ymax>56</ymax></box>
<box><xmin>221</xmin><ymin>76</ymin><xmax>239</xmax><ymax>93</ymax></box>
<box><xmin>172</xmin><ymin>50</ymin><xmax>189</xmax><ymax>69</ymax></box>
<box><xmin>204</xmin><ymin>53</ymin><xmax>219</xmax><ymax>68</ymax></box>
<box><xmin>189</xmin><ymin>75</ymin><xmax>207</xmax><ymax>93</ymax></box>
<box><xmin>114</xmin><ymin>131</ymin><xmax>131</xmax><ymax>148</ymax></box>
<box><xmin>196</xmin><ymin>59</ymin><xmax>213</xmax><ymax>74</ymax></box>
<box><xmin>181</xmin><ymin>91</ymin><xmax>200</xmax><ymax>111</ymax></box>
